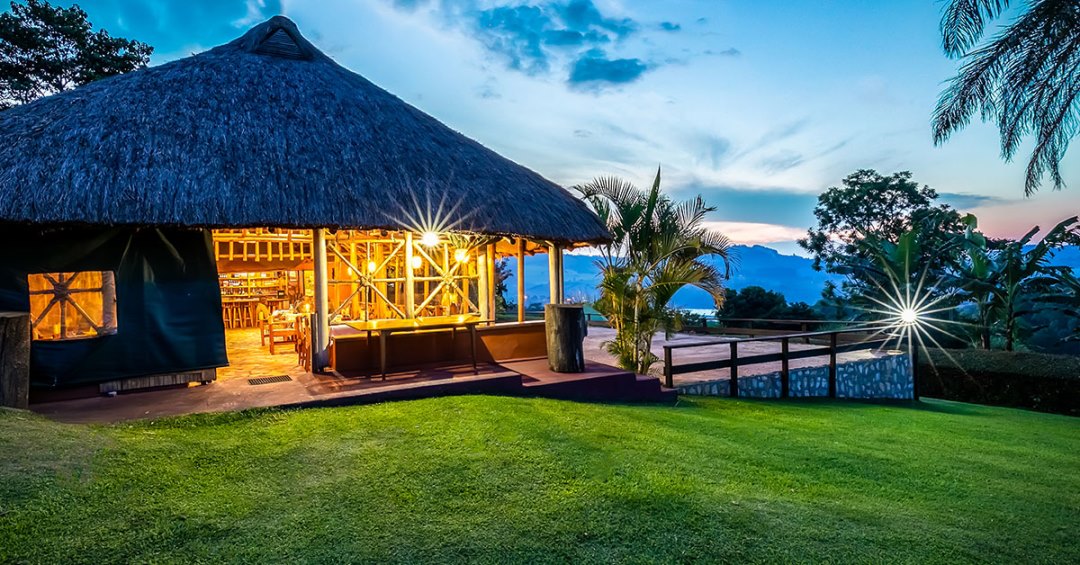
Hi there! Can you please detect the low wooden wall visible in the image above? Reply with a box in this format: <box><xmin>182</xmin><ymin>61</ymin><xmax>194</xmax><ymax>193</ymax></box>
<box><xmin>330</xmin><ymin>321</ymin><xmax>547</xmax><ymax>373</ymax></box>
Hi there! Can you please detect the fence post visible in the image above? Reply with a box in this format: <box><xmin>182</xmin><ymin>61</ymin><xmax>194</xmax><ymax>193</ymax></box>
<box><xmin>910</xmin><ymin>337</ymin><xmax>921</xmax><ymax>401</ymax></box>
<box><xmin>663</xmin><ymin>347</ymin><xmax>673</xmax><ymax>389</ymax></box>
<box><xmin>780</xmin><ymin>337</ymin><xmax>790</xmax><ymax>398</ymax></box>
<box><xmin>828</xmin><ymin>332</ymin><xmax>838</xmax><ymax>398</ymax></box>
<box><xmin>729</xmin><ymin>341</ymin><xmax>739</xmax><ymax>398</ymax></box>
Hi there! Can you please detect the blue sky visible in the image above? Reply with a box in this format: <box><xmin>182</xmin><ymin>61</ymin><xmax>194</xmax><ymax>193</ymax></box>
<box><xmin>26</xmin><ymin>0</ymin><xmax>1080</xmax><ymax>254</ymax></box>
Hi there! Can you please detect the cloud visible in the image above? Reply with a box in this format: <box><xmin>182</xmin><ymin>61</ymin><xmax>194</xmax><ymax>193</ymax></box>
<box><xmin>702</xmin><ymin>221</ymin><xmax>808</xmax><ymax>245</ymax></box>
<box><xmin>700</xmin><ymin>135</ymin><xmax>731</xmax><ymax>168</ymax></box>
<box><xmin>758</xmin><ymin>151</ymin><xmax>804</xmax><ymax>173</ymax></box>
<box><xmin>938</xmin><ymin>192</ymin><xmax>1011</xmax><ymax>210</ymax></box>
<box><xmin>475</xmin><ymin>4</ymin><xmax>552</xmax><ymax>73</ymax></box>
<box><xmin>468</xmin><ymin>0</ymin><xmax>637</xmax><ymax>75</ymax></box>
<box><xmin>383</xmin><ymin>0</ymin><xmax>665</xmax><ymax>88</ymax></box>
<box><xmin>568</xmin><ymin>49</ymin><xmax>648</xmax><ymax>87</ymax></box>
<box><xmin>707</xmin><ymin>47</ymin><xmax>741</xmax><ymax>57</ymax></box>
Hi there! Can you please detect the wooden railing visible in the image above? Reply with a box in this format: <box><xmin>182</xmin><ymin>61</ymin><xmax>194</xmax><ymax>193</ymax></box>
<box><xmin>662</xmin><ymin>325</ymin><xmax>918</xmax><ymax>399</ymax></box>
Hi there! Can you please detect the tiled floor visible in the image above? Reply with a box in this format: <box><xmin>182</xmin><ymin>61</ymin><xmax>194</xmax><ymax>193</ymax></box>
<box><xmin>216</xmin><ymin>328</ymin><xmax>307</xmax><ymax>382</ymax></box>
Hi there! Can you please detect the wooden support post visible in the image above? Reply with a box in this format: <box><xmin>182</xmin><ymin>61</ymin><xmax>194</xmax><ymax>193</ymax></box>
<box><xmin>0</xmin><ymin>312</ymin><xmax>30</xmax><ymax>409</ymax></box>
<box><xmin>487</xmin><ymin>243</ymin><xmax>496</xmax><ymax>319</ymax></box>
<box><xmin>545</xmin><ymin>304</ymin><xmax>585</xmax><ymax>373</ymax></box>
<box><xmin>729</xmin><ymin>341</ymin><xmax>739</xmax><ymax>397</ymax></box>
<box><xmin>781</xmin><ymin>337</ymin><xmax>790</xmax><ymax>398</ymax></box>
<box><xmin>373</xmin><ymin>243</ymin><xmax>384</xmax><ymax>319</ymax></box>
<box><xmin>312</xmin><ymin>229</ymin><xmax>330</xmax><ymax>372</ymax></box>
<box><xmin>478</xmin><ymin>246</ymin><xmax>490</xmax><ymax>320</ymax></box>
<box><xmin>910</xmin><ymin>337</ymin><xmax>921</xmax><ymax>401</ymax></box>
<box><xmin>828</xmin><ymin>332</ymin><xmax>838</xmax><ymax>398</ymax></box>
<box><xmin>349</xmin><ymin>239</ymin><xmax>360</xmax><ymax>320</ymax></box>
<box><xmin>547</xmin><ymin>243</ymin><xmax>563</xmax><ymax>304</ymax></box>
<box><xmin>517</xmin><ymin>238</ymin><xmax>526</xmax><ymax>323</ymax></box>
<box><xmin>664</xmin><ymin>347</ymin><xmax>673</xmax><ymax>388</ymax></box>
<box><xmin>404</xmin><ymin>233</ymin><xmax>416</xmax><ymax>318</ymax></box>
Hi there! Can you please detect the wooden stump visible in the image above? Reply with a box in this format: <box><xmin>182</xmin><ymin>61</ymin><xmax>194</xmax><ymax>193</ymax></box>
<box><xmin>545</xmin><ymin>304</ymin><xmax>586</xmax><ymax>373</ymax></box>
<box><xmin>0</xmin><ymin>312</ymin><xmax>30</xmax><ymax>409</ymax></box>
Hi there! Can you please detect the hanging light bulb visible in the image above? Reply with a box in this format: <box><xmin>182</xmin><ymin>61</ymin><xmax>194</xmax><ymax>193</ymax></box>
<box><xmin>420</xmin><ymin>231</ymin><xmax>440</xmax><ymax>247</ymax></box>
<box><xmin>367</xmin><ymin>260</ymin><xmax>377</xmax><ymax>273</ymax></box>
<box><xmin>454</xmin><ymin>248</ymin><xmax>469</xmax><ymax>263</ymax></box>
<box><xmin>410</xmin><ymin>255</ymin><xmax>423</xmax><ymax>269</ymax></box>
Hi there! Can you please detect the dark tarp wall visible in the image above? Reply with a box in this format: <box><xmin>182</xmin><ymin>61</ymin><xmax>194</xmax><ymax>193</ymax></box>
<box><xmin>0</xmin><ymin>226</ymin><xmax>227</xmax><ymax>388</ymax></box>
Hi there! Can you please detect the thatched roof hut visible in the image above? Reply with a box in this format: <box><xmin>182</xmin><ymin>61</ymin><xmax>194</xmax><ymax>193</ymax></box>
<box><xmin>0</xmin><ymin>16</ymin><xmax>609</xmax><ymax>245</ymax></box>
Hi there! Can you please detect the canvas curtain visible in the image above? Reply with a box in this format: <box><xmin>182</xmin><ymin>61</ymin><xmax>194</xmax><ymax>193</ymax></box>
<box><xmin>0</xmin><ymin>226</ymin><xmax>227</xmax><ymax>387</ymax></box>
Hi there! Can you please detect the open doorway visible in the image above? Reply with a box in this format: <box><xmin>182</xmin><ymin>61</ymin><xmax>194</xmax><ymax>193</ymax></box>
<box><xmin>213</xmin><ymin>229</ymin><xmax>314</xmax><ymax>381</ymax></box>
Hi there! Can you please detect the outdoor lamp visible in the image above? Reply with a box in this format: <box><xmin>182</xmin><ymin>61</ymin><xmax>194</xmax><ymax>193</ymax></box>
<box><xmin>454</xmin><ymin>248</ymin><xmax>469</xmax><ymax>263</ymax></box>
<box><xmin>420</xmin><ymin>231</ymin><xmax>440</xmax><ymax>247</ymax></box>
<box><xmin>900</xmin><ymin>308</ymin><xmax>918</xmax><ymax>325</ymax></box>
<box><xmin>410</xmin><ymin>255</ymin><xmax>423</xmax><ymax>269</ymax></box>
<box><xmin>367</xmin><ymin>260</ymin><xmax>377</xmax><ymax>273</ymax></box>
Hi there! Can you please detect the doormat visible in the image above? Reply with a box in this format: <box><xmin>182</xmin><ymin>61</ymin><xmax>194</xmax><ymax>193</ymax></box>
<box><xmin>248</xmin><ymin>375</ymin><xmax>292</xmax><ymax>386</ymax></box>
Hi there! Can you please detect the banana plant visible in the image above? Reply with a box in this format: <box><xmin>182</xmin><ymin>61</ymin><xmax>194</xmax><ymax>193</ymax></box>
<box><xmin>953</xmin><ymin>215</ymin><xmax>1080</xmax><ymax>350</ymax></box>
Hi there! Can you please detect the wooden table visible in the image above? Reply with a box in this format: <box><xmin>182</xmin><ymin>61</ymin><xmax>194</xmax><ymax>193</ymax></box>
<box><xmin>343</xmin><ymin>316</ymin><xmax>488</xmax><ymax>378</ymax></box>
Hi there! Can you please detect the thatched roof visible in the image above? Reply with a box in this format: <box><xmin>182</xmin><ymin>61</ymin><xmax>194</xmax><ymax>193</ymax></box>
<box><xmin>0</xmin><ymin>16</ymin><xmax>609</xmax><ymax>245</ymax></box>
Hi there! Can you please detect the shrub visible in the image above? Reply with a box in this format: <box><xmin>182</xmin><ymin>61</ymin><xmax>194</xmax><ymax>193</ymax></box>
<box><xmin>918</xmin><ymin>349</ymin><xmax>1080</xmax><ymax>416</ymax></box>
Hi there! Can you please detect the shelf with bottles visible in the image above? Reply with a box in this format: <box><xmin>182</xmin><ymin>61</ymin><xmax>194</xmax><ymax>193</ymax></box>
<box><xmin>218</xmin><ymin>271</ymin><xmax>288</xmax><ymax>301</ymax></box>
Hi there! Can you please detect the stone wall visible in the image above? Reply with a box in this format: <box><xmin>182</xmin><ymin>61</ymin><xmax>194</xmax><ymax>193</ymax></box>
<box><xmin>677</xmin><ymin>353</ymin><xmax>913</xmax><ymax>400</ymax></box>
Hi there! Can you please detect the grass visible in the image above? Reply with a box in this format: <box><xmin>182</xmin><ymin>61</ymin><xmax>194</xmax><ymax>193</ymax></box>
<box><xmin>1</xmin><ymin>396</ymin><xmax>1077</xmax><ymax>563</ymax></box>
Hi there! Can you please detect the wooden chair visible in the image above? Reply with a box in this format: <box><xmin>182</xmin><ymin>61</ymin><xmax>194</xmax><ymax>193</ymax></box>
<box><xmin>256</xmin><ymin>303</ymin><xmax>272</xmax><ymax>345</ymax></box>
<box><xmin>266</xmin><ymin>319</ymin><xmax>296</xmax><ymax>355</ymax></box>
<box><xmin>295</xmin><ymin>315</ymin><xmax>311</xmax><ymax>372</ymax></box>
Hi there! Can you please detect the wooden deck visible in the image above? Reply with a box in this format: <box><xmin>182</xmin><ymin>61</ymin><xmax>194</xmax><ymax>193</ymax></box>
<box><xmin>31</xmin><ymin>356</ymin><xmax>674</xmax><ymax>424</ymax></box>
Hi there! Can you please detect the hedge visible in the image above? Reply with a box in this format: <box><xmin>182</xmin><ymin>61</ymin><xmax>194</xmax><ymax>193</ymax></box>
<box><xmin>918</xmin><ymin>349</ymin><xmax>1080</xmax><ymax>416</ymax></box>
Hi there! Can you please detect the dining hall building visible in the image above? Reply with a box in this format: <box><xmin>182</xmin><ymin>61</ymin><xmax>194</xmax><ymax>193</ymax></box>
<box><xmin>0</xmin><ymin>17</ymin><xmax>678</xmax><ymax>408</ymax></box>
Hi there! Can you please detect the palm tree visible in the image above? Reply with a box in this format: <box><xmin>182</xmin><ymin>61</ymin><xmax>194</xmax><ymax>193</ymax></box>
<box><xmin>933</xmin><ymin>0</ymin><xmax>1080</xmax><ymax>195</ymax></box>
<box><xmin>576</xmin><ymin>168</ymin><xmax>732</xmax><ymax>375</ymax></box>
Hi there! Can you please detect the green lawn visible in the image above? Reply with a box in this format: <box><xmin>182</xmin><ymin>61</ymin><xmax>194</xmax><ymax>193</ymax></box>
<box><xmin>1</xmin><ymin>397</ymin><xmax>1077</xmax><ymax>563</ymax></box>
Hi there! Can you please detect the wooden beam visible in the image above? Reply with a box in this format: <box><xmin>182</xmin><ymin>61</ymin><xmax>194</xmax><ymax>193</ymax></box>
<box><xmin>487</xmin><ymin>243</ymin><xmax>496</xmax><ymax>319</ymax></box>
<box><xmin>517</xmin><ymin>238</ymin><xmax>526</xmax><ymax>323</ymax></box>
<box><xmin>404</xmin><ymin>232</ymin><xmax>416</xmax><ymax>318</ymax></box>
<box><xmin>478</xmin><ymin>245</ymin><xmax>490</xmax><ymax>320</ymax></box>
<box><xmin>312</xmin><ymin>228</ymin><xmax>330</xmax><ymax>372</ymax></box>
<box><xmin>547</xmin><ymin>243</ymin><xmax>563</xmax><ymax>304</ymax></box>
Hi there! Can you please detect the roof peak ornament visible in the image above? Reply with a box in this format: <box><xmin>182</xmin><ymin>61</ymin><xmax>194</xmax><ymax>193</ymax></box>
<box><xmin>237</xmin><ymin>15</ymin><xmax>317</xmax><ymax>61</ymax></box>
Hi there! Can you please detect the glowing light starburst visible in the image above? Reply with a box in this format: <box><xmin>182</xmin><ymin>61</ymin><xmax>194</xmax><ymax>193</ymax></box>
<box><xmin>845</xmin><ymin>249</ymin><xmax>978</xmax><ymax>381</ymax></box>
<box><xmin>392</xmin><ymin>181</ymin><xmax>476</xmax><ymax>240</ymax></box>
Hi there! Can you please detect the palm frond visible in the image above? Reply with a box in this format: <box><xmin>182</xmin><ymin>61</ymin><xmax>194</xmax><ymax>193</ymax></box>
<box><xmin>941</xmin><ymin>0</ymin><xmax>1011</xmax><ymax>57</ymax></box>
<box><xmin>934</xmin><ymin>0</ymin><xmax>1080</xmax><ymax>194</ymax></box>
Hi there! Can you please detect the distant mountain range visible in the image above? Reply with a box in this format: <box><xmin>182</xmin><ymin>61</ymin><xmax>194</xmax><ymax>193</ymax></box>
<box><xmin>504</xmin><ymin>244</ymin><xmax>1080</xmax><ymax>311</ymax></box>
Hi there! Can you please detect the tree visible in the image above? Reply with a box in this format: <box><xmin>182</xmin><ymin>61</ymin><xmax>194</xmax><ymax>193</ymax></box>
<box><xmin>933</xmin><ymin>0</ymin><xmax>1080</xmax><ymax>195</ymax></box>
<box><xmin>846</xmin><ymin>216</ymin><xmax>963</xmax><ymax>319</ymax></box>
<box><xmin>716</xmin><ymin>286</ymin><xmax>821</xmax><ymax>329</ymax></box>
<box><xmin>799</xmin><ymin>169</ymin><xmax>964</xmax><ymax>304</ymax></box>
<box><xmin>577</xmin><ymin>168</ymin><xmax>731</xmax><ymax>375</ymax></box>
<box><xmin>719</xmin><ymin>286</ymin><xmax>788</xmax><ymax>320</ymax></box>
<box><xmin>0</xmin><ymin>0</ymin><xmax>152</xmax><ymax>109</ymax></box>
<box><xmin>952</xmin><ymin>215</ymin><xmax>1080</xmax><ymax>350</ymax></box>
<box><xmin>493</xmin><ymin>258</ymin><xmax>511</xmax><ymax>313</ymax></box>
